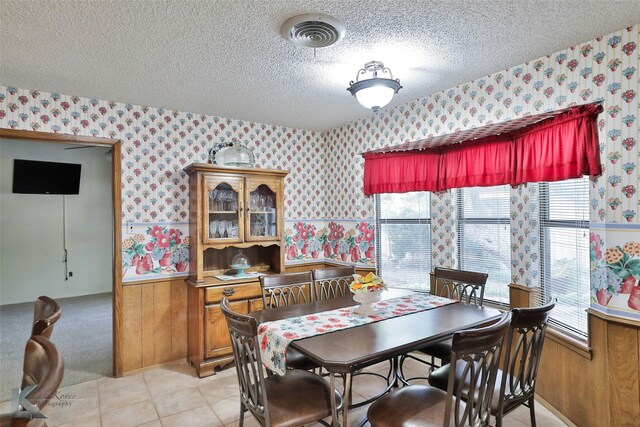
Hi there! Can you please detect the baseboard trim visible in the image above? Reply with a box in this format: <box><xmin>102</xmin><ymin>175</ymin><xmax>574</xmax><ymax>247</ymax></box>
<box><xmin>121</xmin><ymin>358</ymin><xmax>188</xmax><ymax>377</ymax></box>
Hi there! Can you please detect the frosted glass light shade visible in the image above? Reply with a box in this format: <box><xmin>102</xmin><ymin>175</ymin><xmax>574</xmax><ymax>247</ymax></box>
<box><xmin>347</xmin><ymin>61</ymin><xmax>402</xmax><ymax>112</ymax></box>
<box><xmin>354</xmin><ymin>84</ymin><xmax>396</xmax><ymax>111</ymax></box>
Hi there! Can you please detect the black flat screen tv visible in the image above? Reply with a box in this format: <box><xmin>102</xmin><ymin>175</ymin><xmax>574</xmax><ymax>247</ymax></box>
<box><xmin>12</xmin><ymin>159</ymin><xmax>82</xmax><ymax>195</ymax></box>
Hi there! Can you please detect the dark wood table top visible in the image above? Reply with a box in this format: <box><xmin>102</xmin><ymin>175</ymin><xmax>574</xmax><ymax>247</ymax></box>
<box><xmin>250</xmin><ymin>288</ymin><xmax>502</xmax><ymax>373</ymax></box>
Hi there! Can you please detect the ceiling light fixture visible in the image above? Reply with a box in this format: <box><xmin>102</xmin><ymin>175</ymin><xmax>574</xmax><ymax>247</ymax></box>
<box><xmin>347</xmin><ymin>61</ymin><xmax>402</xmax><ymax>112</ymax></box>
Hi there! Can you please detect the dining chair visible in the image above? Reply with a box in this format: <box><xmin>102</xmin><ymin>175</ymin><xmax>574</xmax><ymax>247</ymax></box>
<box><xmin>31</xmin><ymin>296</ymin><xmax>62</xmax><ymax>338</ymax></box>
<box><xmin>400</xmin><ymin>267</ymin><xmax>488</xmax><ymax>380</ymax></box>
<box><xmin>367</xmin><ymin>312</ymin><xmax>511</xmax><ymax>427</ymax></box>
<box><xmin>220</xmin><ymin>298</ymin><xmax>342</xmax><ymax>427</ymax></box>
<box><xmin>259</xmin><ymin>272</ymin><xmax>319</xmax><ymax>371</ymax></box>
<box><xmin>311</xmin><ymin>266</ymin><xmax>355</xmax><ymax>301</ymax></box>
<box><xmin>260</xmin><ymin>271</ymin><xmax>314</xmax><ymax>308</ymax></box>
<box><xmin>428</xmin><ymin>299</ymin><xmax>555</xmax><ymax>427</ymax></box>
<box><xmin>1</xmin><ymin>335</ymin><xmax>65</xmax><ymax>427</ymax></box>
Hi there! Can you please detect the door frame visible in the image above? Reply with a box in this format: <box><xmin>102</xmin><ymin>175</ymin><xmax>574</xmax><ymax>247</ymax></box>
<box><xmin>0</xmin><ymin>128</ymin><xmax>124</xmax><ymax>376</ymax></box>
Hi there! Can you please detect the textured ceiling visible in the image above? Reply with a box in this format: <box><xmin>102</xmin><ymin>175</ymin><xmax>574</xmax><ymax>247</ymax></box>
<box><xmin>1</xmin><ymin>1</ymin><xmax>639</xmax><ymax>131</ymax></box>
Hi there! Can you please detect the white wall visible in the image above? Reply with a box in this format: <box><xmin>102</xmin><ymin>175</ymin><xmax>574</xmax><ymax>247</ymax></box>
<box><xmin>0</xmin><ymin>139</ymin><xmax>113</xmax><ymax>305</ymax></box>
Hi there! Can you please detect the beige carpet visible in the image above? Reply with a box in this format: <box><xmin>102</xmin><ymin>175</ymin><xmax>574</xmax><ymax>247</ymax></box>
<box><xmin>0</xmin><ymin>292</ymin><xmax>112</xmax><ymax>402</ymax></box>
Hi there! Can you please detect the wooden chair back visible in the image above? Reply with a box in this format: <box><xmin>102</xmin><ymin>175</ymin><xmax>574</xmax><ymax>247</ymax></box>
<box><xmin>31</xmin><ymin>296</ymin><xmax>62</xmax><ymax>338</ymax></box>
<box><xmin>12</xmin><ymin>335</ymin><xmax>64</xmax><ymax>427</ymax></box>
<box><xmin>311</xmin><ymin>266</ymin><xmax>355</xmax><ymax>301</ymax></box>
<box><xmin>445</xmin><ymin>312</ymin><xmax>511</xmax><ymax>427</ymax></box>
<box><xmin>433</xmin><ymin>267</ymin><xmax>488</xmax><ymax>306</ymax></box>
<box><xmin>220</xmin><ymin>298</ymin><xmax>269</xmax><ymax>425</ymax></box>
<box><xmin>496</xmin><ymin>299</ymin><xmax>555</xmax><ymax>421</ymax></box>
<box><xmin>260</xmin><ymin>272</ymin><xmax>313</xmax><ymax>308</ymax></box>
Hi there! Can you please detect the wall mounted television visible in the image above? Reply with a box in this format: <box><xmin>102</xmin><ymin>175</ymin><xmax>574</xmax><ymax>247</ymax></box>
<box><xmin>12</xmin><ymin>159</ymin><xmax>82</xmax><ymax>195</ymax></box>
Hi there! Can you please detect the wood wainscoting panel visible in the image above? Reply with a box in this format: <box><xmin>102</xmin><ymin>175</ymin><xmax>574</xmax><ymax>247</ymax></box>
<box><xmin>285</xmin><ymin>261</ymin><xmax>375</xmax><ymax>277</ymax></box>
<box><xmin>536</xmin><ymin>311</ymin><xmax>640</xmax><ymax>427</ymax></box>
<box><xmin>141</xmin><ymin>284</ymin><xmax>155</xmax><ymax>367</ymax></box>
<box><xmin>508</xmin><ymin>283</ymin><xmax>537</xmax><ymax>309</ymax></box>
<box><xmin>122</xmin><ymin>285</ymin><xmax>142</xmax><ymax>372</ymax></box>
<box><xmin>537</xmin><ymin>338</ymin><xmax>561</xmax><ymax>413</ymax></box>
<box><xmin>588</xmin><ymin>314</ymin><xmax>611</xmax><ymax>427</ymax></box>
<box><xmin>121</xmin><ymin>278</ymin><xmax>188</xmax><ymax>374</ymax></box>
<box><xmin>608</xmin><ymin>322</ymin><xmax>640</xmax><ymax>427</ymax></box>
<box><xmin>560</xmin><ymin>314</ymin><xmax>608</xmax><ymax>427</ymax></box>
<box><xmin>511</xmin><ymin>283</ymin><xmax>625</xmax><ymax>427</ymax></box>
<box><xmin>152</xmin><ymin>282</ymin><xmax>173</xmax><ymax>365</ymax></box>
<box><xmin>171</xmin><ymin>279</ymin><xmax>188</xmax><ymax>360</ymax></box>
<box><xmin>284</xmin><ymin>262</ymin><xmax>326</xmax><ymax>273</ymax></box>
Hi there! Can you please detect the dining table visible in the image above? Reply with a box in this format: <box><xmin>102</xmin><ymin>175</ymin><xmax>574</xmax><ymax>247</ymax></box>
<box><xmin>249</xmin><ymin>288</ymin><xmax>502</xmax><ymax>427</ymax></box>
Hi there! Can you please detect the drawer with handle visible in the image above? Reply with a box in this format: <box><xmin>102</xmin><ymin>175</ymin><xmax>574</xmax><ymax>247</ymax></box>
<box><xmin>205</xmin><ymin>282</ymin><xmax>262</xmax><ymax>304</ymax></box>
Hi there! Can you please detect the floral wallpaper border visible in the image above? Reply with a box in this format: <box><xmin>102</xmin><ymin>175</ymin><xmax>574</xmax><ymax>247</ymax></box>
<box><xmin>284</xmin><ymin>219</ymin><xmax>376</xmax><ymax>267</ymax></box>
<box><xmin>121</xmin><ymin>219</ymin><xmax>377</xmax><ymax>281</ymax></box>
<box><xmin>591</xmin><ymin>228</ymin><xmax>640</xmax><ymax>319</ymax></box>
<box><xmin>121</xmin><ymin>223</ymin><xmax>189</xmax><ymax>281</ymax></box>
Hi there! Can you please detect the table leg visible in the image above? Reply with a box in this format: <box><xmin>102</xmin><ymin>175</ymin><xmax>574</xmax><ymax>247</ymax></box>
<box><xmin>342</xmin><ymin>372</ymin><xmax>352</xmax><ymax>427</ymax></box>
<box><xmin>329</xmin><ymin>373</ymin><xmax>340</xmax><ymax>427</ymax></box>
<box><xmin>389</xmin><ymin>356</ymin><xmax>399</xmax><ymax>388</ymax></box>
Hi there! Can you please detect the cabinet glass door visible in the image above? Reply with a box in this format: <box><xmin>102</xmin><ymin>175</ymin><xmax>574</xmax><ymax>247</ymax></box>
<box><xmin>204</xmin><ymin>177</ymin><xmax>243</xmax><ymax>244</ymax></box>
<box><xmin>246</xmin><ymin>180</ymin><xmax>280</xmax><ymax>241</ymax></box>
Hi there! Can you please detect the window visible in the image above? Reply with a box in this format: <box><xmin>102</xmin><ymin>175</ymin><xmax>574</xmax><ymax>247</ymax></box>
<box><xmin>539</xmin><ymin>177</ymin><xmax>590</xmax><ymax>336</ymax></box>
<box><xmin>457</xmin><ymin>185</ymin><xmax>511</xmax><ymax>304</ymax></box>
<box><xmin>375</xmin><ymin>192</ymin><xmax>431</xmax><ymax>290</ymax></box>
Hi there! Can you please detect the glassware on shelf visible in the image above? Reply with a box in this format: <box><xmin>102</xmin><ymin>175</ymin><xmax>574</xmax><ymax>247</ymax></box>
<box><xmin>210</xmin><ymin>220</ymin><xmax>220</xmax><ymax>238</ymax></box>
<box><xmin>249</xmin><ymin>193</ymin><xmax>275</xmax><ymax>212</ymax></box>
<box><xmin>209</xmin><ymin>187</ymin><xmax>240</xmax><ymax>212</ymax></box>
<box><xmin>209</xmin><ymin>219</ymin><xmax>239</xmax><ymax>239</ymax></box>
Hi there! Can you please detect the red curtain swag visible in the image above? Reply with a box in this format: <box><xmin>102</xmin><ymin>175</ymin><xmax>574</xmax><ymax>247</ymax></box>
<box><xmin>363</xmin><ymin>103</ymin><xmax>603</xmax><ymax>195</ymax></box>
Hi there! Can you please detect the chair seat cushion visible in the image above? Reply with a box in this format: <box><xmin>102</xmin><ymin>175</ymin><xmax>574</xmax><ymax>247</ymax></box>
<box><xmin>285</xmin><ymin>348</ymin><xmax>319</xmax><ymax>371</ymax></box>
<box><xmin>368</xmin><ymin>385</ymin><xmax>462</xmax><ymax>427</ymax></box>
<box><xmin>426</xmin><ymin>362</ymin><xmax>450</xmax><ymax>391</ymax></box>
<box><xmin>265</xmin><ymin>369</ymin><xmax>341</xmax><ymax>427</ymax></box>
<box><xmin>418</xmin><ymin>337</ymin><xmax>452</xmax><ymax>362</ymax></box>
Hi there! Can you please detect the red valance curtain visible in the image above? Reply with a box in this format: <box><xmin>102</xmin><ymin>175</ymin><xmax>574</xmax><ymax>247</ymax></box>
<box><xmin>363</xmin><ymin>103</ymin><xmax>603</xmax><ymax>195</ymax></box>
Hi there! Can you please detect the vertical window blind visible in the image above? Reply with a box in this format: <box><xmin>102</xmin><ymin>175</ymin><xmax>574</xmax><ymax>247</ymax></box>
<box><xmin>538</xmin><ymin>177</ymin><xmax>590</xmax><ymax>336</ymax></box>
<box><xmin>375</xmin><ymin>192</ymin><xmax>431</xmax><ymax>290</ymax></box>
<box><xmin>457</xmin><ymin>185</ymin><xmax>511</xmax><ymax>304</ymax></box>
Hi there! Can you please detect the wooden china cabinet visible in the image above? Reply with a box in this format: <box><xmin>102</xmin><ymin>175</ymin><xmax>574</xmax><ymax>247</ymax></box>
<box><xmin>185</xmin><ymin>163</ymin><xmax>288</xmax><ymax>377</ymax></box>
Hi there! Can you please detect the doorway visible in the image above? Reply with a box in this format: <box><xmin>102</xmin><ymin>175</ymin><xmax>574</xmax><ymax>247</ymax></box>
<box><xmin>0</xmin><ymin>129</ymin><xmax>122</xmax><ymax>401</ymax></box>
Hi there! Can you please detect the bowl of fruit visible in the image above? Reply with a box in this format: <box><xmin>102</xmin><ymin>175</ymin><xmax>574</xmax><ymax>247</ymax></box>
<box><xmin>350</xmin><ymin>272</ymin><xmax>386</xmax><ymax>304</ymax></box>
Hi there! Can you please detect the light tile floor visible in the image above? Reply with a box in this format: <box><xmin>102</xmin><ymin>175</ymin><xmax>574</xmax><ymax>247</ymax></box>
<box><xmin>1</xmin><ymin>358</ymin><xmax>568</xmax><ymax>427</ymax></box>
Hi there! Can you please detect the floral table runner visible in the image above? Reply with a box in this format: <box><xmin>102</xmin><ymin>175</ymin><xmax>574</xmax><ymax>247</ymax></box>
<box><xmin>257</xmin><ymin>293</ymin><xmax>457</xmax><ymax>375</ymax></box>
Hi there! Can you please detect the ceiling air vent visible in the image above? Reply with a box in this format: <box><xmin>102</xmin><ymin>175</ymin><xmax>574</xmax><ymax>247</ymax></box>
<box><xmin>281</xmin><ymin>14</ymin><xmax>345</xmax><ymax>48</ymax></box>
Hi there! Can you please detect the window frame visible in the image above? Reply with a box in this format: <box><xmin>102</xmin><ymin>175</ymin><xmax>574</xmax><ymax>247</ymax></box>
<box><xmin>456</xmin><ymin>187</ymin><xmax>511</xmax><ymax>307</ymax></box>
<box><xmin>539</xmin><ymin>181</ymin><xmax>590</xmax><ymax>338</ymax></box>
<box><xmin>375</xmin><ymin>193</ymin><xmax>432</xmax><ymax>290</ymax></box>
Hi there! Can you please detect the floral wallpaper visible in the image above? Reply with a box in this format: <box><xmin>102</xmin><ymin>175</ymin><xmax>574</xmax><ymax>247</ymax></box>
<box><xmin>0</xmin><ymin>86</ymin><xmax>326</xmax><ymax>281</ymax></box>
<box><xmin>509</xmin><ymin>184</ymin><xmax>541</xmax><ymax>286</ymax></box>
<box><xmin>322</xmin><ymin>25</ymin><xmax>639</xmax><ymax>319</ymax></box>
<box><xmin>0</xmin><ymin>88</ymin><xmax>327</xmax><ymax>222</ymax></box>
<box><xmin>323</xmin><ymin>26</ymin><xmax>637</xmax><ymax>223</ymax></box>
<box><xmin>1</xmin><ymin>25</ymin><xmax>638</xmax><ymax>321</ymax></box>
<box><xmin>431</xmin><ymin>191</ymin><xmax>456</xmax><ymax>269</ymax></box>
